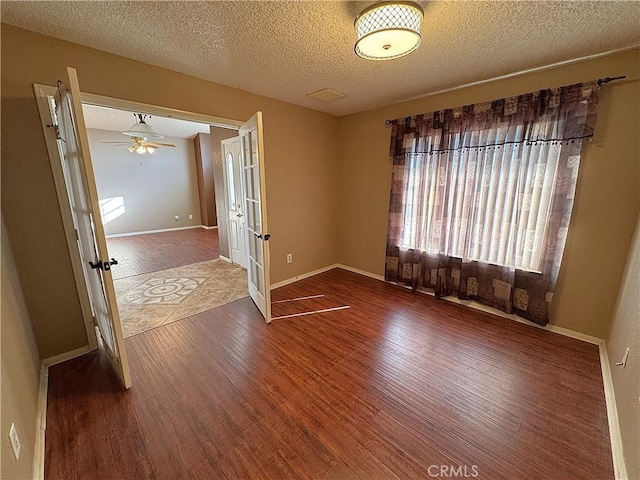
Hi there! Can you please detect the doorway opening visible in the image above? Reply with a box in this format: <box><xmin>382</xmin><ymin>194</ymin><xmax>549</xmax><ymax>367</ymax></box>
<box><xmin>81</xmin><ymin>104</ymin><xmax>248</xmax><ymax>338</ymax></box>
<box><xmin>34</xmin><ymin>67</ymin><xmax>272</xmax><ymax>389</ymax></box>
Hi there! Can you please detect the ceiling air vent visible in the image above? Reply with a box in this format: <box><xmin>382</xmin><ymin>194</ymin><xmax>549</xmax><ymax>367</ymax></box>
<box><xmin>306</xmin><ymin>88</ymin><xmax>347</xmax><ymax>102</ymax></box>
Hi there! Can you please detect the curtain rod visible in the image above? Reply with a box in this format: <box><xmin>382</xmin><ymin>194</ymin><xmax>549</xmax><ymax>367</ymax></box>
<box><xmin>384</xmin><ymin>75</ymin><xmax>626</xmax><ymax>126</ymax></box>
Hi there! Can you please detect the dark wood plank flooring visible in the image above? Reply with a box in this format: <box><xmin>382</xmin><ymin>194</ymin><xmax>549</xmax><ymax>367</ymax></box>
<box><xmin>106</xmin><ymin>228</ymin><xmax>219</xmax><ymax>279</ymax></box>
<box><xmin>45</xmin><ymin>268</ymin><xmax>613</xmax><ymax>479</ymax></box>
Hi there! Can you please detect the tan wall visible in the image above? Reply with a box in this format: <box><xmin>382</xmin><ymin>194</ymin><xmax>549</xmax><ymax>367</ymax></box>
<box><xmin>1</xmin><ymin>228</ymin><xmax>42</xmax><ymax>480</ymax></box>
<box><xmin>337</xmin><ymin>48</ymin><xmax>640</xmax><ymax>338</ymax></box>
<box><xmin>194</xmin><ymin>132</ymin><xmax>217</xmax><ymax>228</ymax></box>
<box><xmin>1</xmin><ymin>25</ymin><xmax>340</xmax><ymax>358</ymax></box>
<box><xmin>606</xmin><ymin>212</ymin><xmax>640</xmax><ymax>480</ymax></box>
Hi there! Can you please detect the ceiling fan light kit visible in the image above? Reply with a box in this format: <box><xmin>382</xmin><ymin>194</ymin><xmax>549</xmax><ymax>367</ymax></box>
<box><xmin>126</xmin><ymin>136</ymin><xmax>170</xmax><ymax>156</ymax></box>
<box><xmin>102</xmin><ymin>113</ymin><xmax>176</xmax><ymax>156</ymax></box>
<box><xmin>126</xmin><ymin>141</ymin><xmax>152</xmax><ymax>155</ymax></box>
<box><xmin>354</xmin><ymin>1</ymin><xmax>424</xmax><ymax>60</ymax></box>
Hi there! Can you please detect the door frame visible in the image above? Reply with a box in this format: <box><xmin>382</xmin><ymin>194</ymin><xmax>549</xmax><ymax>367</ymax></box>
<box><xmin>34</xmin><ymin>84</ymin><xmax>253</xmax><ymax>349</ymax></box>
<box><xmin>81</xmin><ymin>92</ymin><xmax>244</xmax><ymax>129</ymax></box>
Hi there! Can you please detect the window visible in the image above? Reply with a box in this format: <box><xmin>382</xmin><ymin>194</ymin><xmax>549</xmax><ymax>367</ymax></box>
<box><xmin>399</xmin><ymin>127</ymin><xmax>565</xmax><ymax>273</ymax></box>
<box><xmin>385</xmin><ymin>82</ymin><xmax>599</xmax><ymax>325</ymax></box>
<box><xmin>226</xmin><ymin>152</ymin><xmax>236</xmax><ymax>210</ymax></box>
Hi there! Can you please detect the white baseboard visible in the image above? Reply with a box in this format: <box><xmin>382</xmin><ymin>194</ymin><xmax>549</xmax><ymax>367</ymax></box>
<box><xmin>416</xmin><ymin>289</ymin><xmax>604</xmax><ymax>345</ymax></box>
<box><xmin>218</xmin><ymin>255</ymin><xmax>232</xmax><ymax>263</ymax></box>
<box><xmin>33</xmin><ymin>365</ymin><xmax>48</xmax><ymax>480</ymax></box>
<box><xmin>334</xmin><ymin>263</ymin><xmax>385</xmax><ymax>282</ymax></box>
<box><xmin>270</xmin><ymin>262</ymin><xmax>602</xmax><ymax>345</ymax></box>
<box><xmin>35</xmin><ymin>345</ymin><xmax>91</xmax><ymax>479</ymax></box>
<box><xmin>270</xmin><ymin>264</ymin><xmax>340</xmax><ymax>290</ymax></box>
<box><xmin>105</xmin><ymin>225</ymin><xmax>202</xmax><ymax>238</ymax></box>
<box><xmin>332</xmin><ymin>263</ymin><xmax>602</xmax><ymax>345</ymax></box>
<box><xmin>544</xmin><ymin>324</ymin><xmax>604</xmax><ymax>345</ymax></box>
<box><xmin>42</xmin><ymin>346</ymin><xmax>91</xmax><ymax>367</ymax></box>
<box><xmin>269</xmin><ymin>262</ymin><xmax>388</xmax><ymax>290</ymax></box>
<box><xmin>599</xmin><ymin>342</ymin><xmax>628</xmax><ymax>480</ymax></box>
<box><xmin>200</xmin><ymin>225</ymin><xmax>218</xmax><ymax>230</ymax></box>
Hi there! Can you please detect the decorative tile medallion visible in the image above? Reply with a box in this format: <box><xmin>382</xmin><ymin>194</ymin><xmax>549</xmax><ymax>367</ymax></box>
<box><xmin>124</xmin><ymin>277</ymin><xmax>205</xmax><ymax>305</ymax></box>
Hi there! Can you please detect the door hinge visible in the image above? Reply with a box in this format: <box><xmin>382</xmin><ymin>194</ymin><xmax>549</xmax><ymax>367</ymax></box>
<box><xmin>46</xmin><ymin>123</ymin><xmax>64</xmax><ymax>142</ymax></box>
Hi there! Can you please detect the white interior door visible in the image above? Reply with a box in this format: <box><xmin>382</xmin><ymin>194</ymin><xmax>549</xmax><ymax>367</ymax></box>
<box><xmin>240</xmin><ymin>112</ymin><xmax>271</xmax><ymax>322</ymax></box>
<box><xmin>222</xmin><ymin>137</ymin><xmax>247</xmax><ymax>268</ymax></box>
<box><xmin>56</xmin><ymin>67</ymin><xmax>131</xmax><ymax>388</ymax></box>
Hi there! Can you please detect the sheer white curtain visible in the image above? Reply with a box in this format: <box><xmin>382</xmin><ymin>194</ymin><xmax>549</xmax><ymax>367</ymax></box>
<box><xmin>400</xmin><ymin>125</ymin><xmax>563</xmax><ymax>273</ymax></box>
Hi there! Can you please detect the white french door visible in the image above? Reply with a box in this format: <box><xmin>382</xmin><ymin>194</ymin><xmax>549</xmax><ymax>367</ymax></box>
<box><xmin>240</xmin><ymin>113</ymin><xmax>271</xmax><ymax>322</ymax></box>
<box><xmin>56</xmin><ymin>67</ymin><xmax>131</xmax><ymax>388</ymax></box>
<box><xmin>222</xmin><ymin>137</ymin><xmax>247</xmax><ymax>268</ymax></box>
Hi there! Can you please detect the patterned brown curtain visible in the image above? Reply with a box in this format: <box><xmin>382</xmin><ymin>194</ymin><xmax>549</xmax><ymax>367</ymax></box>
<box><xmin>385</xmin><ymin>81</ymin><xmax>600</xmax><ymax>325</ymax></box>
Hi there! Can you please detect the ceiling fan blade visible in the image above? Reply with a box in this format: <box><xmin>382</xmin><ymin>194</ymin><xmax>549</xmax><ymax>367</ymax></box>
<box><xmin>146</xmin><ymin>142</ymin><xmax>176</xmax><ymax>147</ymax></box>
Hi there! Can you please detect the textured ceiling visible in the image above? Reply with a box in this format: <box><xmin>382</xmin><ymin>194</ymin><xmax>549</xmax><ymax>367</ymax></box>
<box><xmin>83</xmin><ymin>104</ymin><xmax>210</xmax><ymax>139</ymax></box>
<box><xmin>3</xmin><ymin>1</ymin><xmax>639</xmax><ymax>116</ymax></box>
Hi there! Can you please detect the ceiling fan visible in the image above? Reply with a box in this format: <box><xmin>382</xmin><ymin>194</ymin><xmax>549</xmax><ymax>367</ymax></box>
<box><xmin>102</xmin><ymin>113</ymin><xmax>176</xmax><ymax>155</ymax></box>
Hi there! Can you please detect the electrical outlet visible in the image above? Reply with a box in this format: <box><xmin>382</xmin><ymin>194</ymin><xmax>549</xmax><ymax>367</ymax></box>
<box><xmin>189</xmin><ymin>214</ymin><xmax>193</xmax><ymax>220</ymax></box>
<box><xmin>286</xmin><ymin>253</ymin><xmax>293</xmax><ymax>263</ymax></box>
<box><xmin>9</xmin><ymin>423</ymin><xmax>21</xmax><ymax>460</ymax></box>
<box><xmin>174</xmin><ymin>215</ymin><xmax>179</xmax><ymax>221</ymax></box>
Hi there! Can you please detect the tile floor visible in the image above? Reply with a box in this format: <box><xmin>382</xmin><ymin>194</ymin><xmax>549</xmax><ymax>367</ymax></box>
<box><xmin>114</xmin><ymin>259</ymin><xmax>248</xmax><ymax>337</ymax></box>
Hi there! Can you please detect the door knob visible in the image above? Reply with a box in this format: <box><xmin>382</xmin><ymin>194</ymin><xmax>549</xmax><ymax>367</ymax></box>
<box><xmin>89</xmin><ymin>258</ymin><xmax>118</xmax><ymax>271</ymax></box>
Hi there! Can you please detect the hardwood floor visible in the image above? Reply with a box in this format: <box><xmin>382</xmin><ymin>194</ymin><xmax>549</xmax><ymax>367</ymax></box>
<box><xmin>106</xmin><ymin>228</ymin><xmax>220</xmax><ymax>280</ymax></box>
<box><xmin>45</xmin><ymin>268</ymin><xmax>613</xmax><ymax>479</ymax></box>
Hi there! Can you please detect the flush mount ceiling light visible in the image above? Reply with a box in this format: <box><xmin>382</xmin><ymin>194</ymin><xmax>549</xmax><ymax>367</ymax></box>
<box><xmin>122</xmin><ymin>113</ymin><xmax>164</xmax><ymax>138</ymax></box>
<box><xmin>354</xmin><ymin>1</ymin><xmax>424</xmax><ymax>60</ymax></box>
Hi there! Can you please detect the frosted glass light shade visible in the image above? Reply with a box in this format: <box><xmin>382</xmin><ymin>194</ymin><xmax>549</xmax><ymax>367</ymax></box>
<box><xmin>123</xmin><ymin>121</ymin><xmax>163</xmax><ymax>138</ymax></box>
<box><xmin>355</xmin><ymin>2</ymin><xmax>423</xmax><ymax>60</ymax></box>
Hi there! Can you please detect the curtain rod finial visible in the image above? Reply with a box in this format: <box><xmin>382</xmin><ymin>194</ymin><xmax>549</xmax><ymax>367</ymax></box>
<box><xmin>597</xmin><ymin>75</ymin><xmax>626</xmax><ymax>86</ymax></box>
